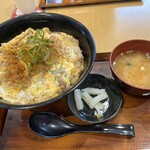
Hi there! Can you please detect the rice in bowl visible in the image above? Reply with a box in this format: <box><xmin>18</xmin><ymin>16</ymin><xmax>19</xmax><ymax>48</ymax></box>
<box><xmin>0</xmin><ymin>28</ymin><xmax>85</xmax><ymax>104</ymax></box>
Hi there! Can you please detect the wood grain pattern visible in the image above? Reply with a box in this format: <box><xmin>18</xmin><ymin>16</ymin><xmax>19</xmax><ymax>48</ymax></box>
<box><xmin>1</xmin><ymin>53</ymin><xmax>150</xmax><ymax>150</ymax></box>
<box><xmin>0</xmin><ymin>109</ymin><xmax>7</xmax><ymax>138</ymax></box>
<box><xmin>45</xmin><ymin>0</ymin><xmax>150</xmax><ymax>53</ymax></box>
<box><xmin>40</xmin><ymin>0</ymin><xmax>134</xmax><ymax>8</ymax></box>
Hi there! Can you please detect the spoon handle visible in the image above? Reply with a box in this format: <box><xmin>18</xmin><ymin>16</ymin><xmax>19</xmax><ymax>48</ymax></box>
<box><xmin>75</xmin><ymin>124</ymin><xmax>135</xmax><ymax>138</ymax></box>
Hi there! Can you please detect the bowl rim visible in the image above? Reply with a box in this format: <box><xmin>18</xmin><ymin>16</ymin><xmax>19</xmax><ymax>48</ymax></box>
<box><xmin>109</xmin><ymin>39</ymin><xmax>150</xmax><ymax>91</ymax></box>
<box><xmin>0</xmin><ymin>12</ymin><xmax>96</xmax><ymax>109</ymax></box>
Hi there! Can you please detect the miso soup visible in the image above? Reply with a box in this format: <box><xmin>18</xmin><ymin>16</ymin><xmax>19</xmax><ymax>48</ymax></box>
<box><xmin>113</xmin><ymin>51</ymin><xmax>150</xmax><ymax>89</ymax></box>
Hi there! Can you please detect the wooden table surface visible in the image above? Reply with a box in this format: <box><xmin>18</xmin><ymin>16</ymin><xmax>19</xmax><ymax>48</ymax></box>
<box><xmin>45</xmin><ymin>0</ymin><xmax>150</xmax><ymax>53</ymax></box>
<box><xmin>0</xmin><ymin>53</ymin><xmax>150</xmax><ymax>150</ymax></box>
<box><xmin>0</xmin><ymin>0</ymin><xmax>40</xmax><ymax>23</ymax></box>
<box><xmin>0</xmin><ymin>0</ymin><xmax>150</xmax><ymax>149</ymax></box>
<box><xmin>1</xmin><ymin>0</ymin><xmax>150</xmax><ymax>53</ymax></box>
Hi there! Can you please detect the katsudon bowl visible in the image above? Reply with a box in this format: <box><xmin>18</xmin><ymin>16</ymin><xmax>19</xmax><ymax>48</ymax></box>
<box><xmin>0</xmin><ymin>13</ymin><xmax>96</xmax><ymax>109</ymax></box>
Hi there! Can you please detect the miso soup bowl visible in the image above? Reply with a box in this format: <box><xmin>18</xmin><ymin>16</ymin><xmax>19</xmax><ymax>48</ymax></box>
<box><xmin>109</xmin><ymin>40</ymin><xmax>150</xmax><ymax>98</ymax></box>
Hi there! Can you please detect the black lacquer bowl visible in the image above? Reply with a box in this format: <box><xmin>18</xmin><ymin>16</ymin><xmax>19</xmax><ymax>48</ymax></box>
<box><xmin>0</xmin><ymin>13</ymin><xmax>96</xmax><ymax>109</ymax></box>
<box><xmin>67</xmin><ymin>74</ymin><xmax>123</xmax><ymax>124</ymax></box>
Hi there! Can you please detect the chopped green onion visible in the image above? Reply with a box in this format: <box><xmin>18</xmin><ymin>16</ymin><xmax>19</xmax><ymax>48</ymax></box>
<box><xmin>17</xmin><ymin>29</ymin><xmax>51</xmax><ymax>75</ymax></box>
